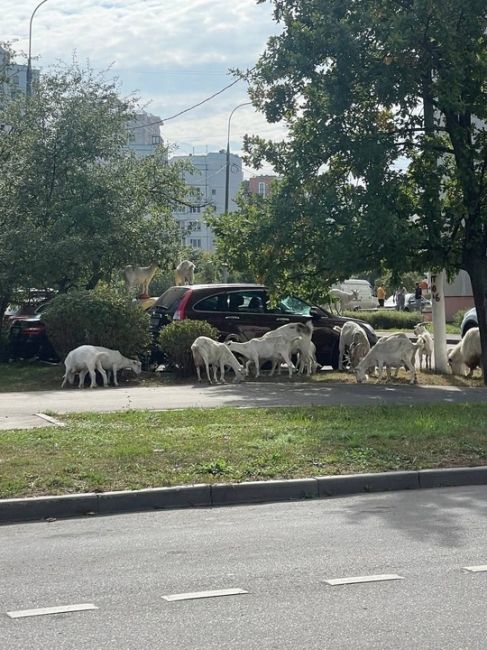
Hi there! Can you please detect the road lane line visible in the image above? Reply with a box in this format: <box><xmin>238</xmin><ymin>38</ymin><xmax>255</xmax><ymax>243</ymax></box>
<box><xmin>7</xmin><ymin>604</ymin><xmax>98</xmax><ymax>619</ymax></box>
<box><xmin>463</xmin><ymin>565</ymin><xmax>487</xmax><ymax>573</ymax></box>
<box><xmin>324</xmin><ymin>574</ymin><xmax>405</xmax><ymax>586</ymax></box>
<box><xmin>163</xmin><ymin>588</ymin><xmax>248</xmax><ymax>602</ymax></box>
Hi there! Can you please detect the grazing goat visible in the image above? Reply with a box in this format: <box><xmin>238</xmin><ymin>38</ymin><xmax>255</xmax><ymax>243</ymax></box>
<box><xmin>354</xmin><ymin>333</ymin><xmax>417</xmax><ymax>384</ymax></box>
<box><xmin>124</xmin><ymin>263</ymin><xmax>159</xmax><ymax>296</ymax></box>
<box><xmin>93</xmin><ymin>346</ymin><xmax>142</xmax><ymax>386</ymax></box>
<box><xmin>62</xmin><ymin>345</ymin><xmax>108</xmax><ymax>389</ymax></box>
<box><xmin>175</xmin><ymin>260</ymin><xmax>196</xmax><ymax>286</ymax></box>
<box><xmin>333</xmin><ymin>321</ymin><xmax>370</xmax><ymax>370</ymax></box>
<box><xmin>264</xmin><ymin>321</ymin><xmax>315</xmax><ymax>376</ymax></box>
<box><xmin>413</xmin><ymin>323</ymin><xmax>433</xmax><ymax>372</ymax></box>
<box><xmin>227</xmin><ymin>335</ymin><xmax>299</xmax><ymax>378</ymax></box>
<box><xmin>448</xmin><ymin>327</ymin><xmax>481</xmax><ymax>377</ymax></box>
<box><xmin>191</xmin><ymin>336</ymin><xmax>246</xmax><ymax>384</ymax></box>
<box><xmin>349</xmin><ymin>329</ymin><xmax>371</xmax><ymax>369</ymax></box>
<box><xmin>263</xmin><ymin>320</ymin><xmax>314</xmax><ymax>344</ymax></box>
<box><xmin>295</xmin><ymin>338</ymin><xmax>319</xmax><ymax>376</ymax></box>
<box><xmin>328</xmin><ymin>288</ymin><xmax>359</xmax><ymax>314</ymax></box>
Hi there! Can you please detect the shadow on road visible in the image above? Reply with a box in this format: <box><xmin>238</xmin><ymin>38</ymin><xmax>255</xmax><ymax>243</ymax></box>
<box><xmin>342</xmin><ymin>486</ymin><xmax>487</xmax><ymax>548</ymax></box>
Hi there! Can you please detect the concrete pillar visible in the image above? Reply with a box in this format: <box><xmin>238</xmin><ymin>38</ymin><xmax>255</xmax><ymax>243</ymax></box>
<box><xmin>429</xmin><ymin>270</ymin><xmax>449</xmax><ymax>373</ymax></box>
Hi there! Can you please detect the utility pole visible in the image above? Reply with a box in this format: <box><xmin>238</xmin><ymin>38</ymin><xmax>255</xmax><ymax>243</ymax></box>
<box><xmin>224</xmin><ymin>102</ymin><xmax>251</xmax><ymax>214</ymax></box>
<box><xmin>423</xmin><ymin>64</ymin><xmax>449</xmax><ymax>373</ymax></box>
<box><xmin>27</xmin><ymin>0</ymin><xmax>49</xmax><ymax>98</ymax></box>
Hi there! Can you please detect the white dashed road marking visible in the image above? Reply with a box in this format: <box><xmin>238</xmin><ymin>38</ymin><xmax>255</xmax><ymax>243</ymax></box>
<box><xmin>463</xmin><ymin>565</ymin><xmax>487</xmax><ymax>573</ymax></box>
<box><xmin>163</xmin><ymin>588</ymin><xmax>248</xmax><ymax>602</ymax></box>
<box><xmin>324</xmin><ymin>574</ymin><xmax>405</xmax><ymax>586</ymax></box>
<box><xmin>7</xmin><ymin>604</ymin><xmax>98</xmax><ymax>619</ymax></box>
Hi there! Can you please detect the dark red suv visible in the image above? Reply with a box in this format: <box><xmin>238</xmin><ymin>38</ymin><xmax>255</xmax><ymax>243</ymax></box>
<box><xmin>149</xmin><ymin>283</ymin><xmax>377</xmax><ymax>368</ymax></box>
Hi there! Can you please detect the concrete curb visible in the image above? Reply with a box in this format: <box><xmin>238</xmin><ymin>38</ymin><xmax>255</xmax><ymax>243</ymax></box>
<box><xmin>1</xmin><ymin>466</ymin><xmax>487</xmax><ymax>525</ymax></box>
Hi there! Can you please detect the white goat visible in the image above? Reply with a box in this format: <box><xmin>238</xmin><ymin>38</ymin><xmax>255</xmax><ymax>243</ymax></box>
<box><xmin>191</xmin><ymin>336</ymin><xmax>246</xmax><ymax>384</ymax></box>
<box><xmin>227</xmin><ymin>335</ymin><xmax>299</xmax><ymax>378</ymax></box>
<box><xmin>175</xmin><ymin>260</ymin><xmax>196</xmax><ymax>286</ymax></box>
<box><xmin>334</xmin><ymin>321</ymin><xmax>369</xmax><ymax>370</ymax></box>
<box><xmin>62</xmin><ymin>345</ymin><xmax>108</xmax><ymax>389</ymax></box>
<box><xmin>328</xmin><ymin>288</ymin><xmax>359</xmax><ymax>314</ymax></box>
<box><xmin>295</xmin><ymin>338</ymin><xmax>319</xmax><ymax>376</ymax></box>
<box><xmin>124</xmin><ymin>263</ymin><xmax>159</xmax><ymax>296</ymax></box>
<box><xmin>448</xmin><ymin>327</ymin><xmax>481</xmax><ymax>377</ymax></box>
<box><xmin>354</xmin><ymin>333</ymin><xmax>418</xmax><ymax>384</ymax></box>
<box><xmin>92</xmin><ymin>346</ymin><xmax>142</xmax><ymax>386</ymax></box>
<box><xmin>349</xmin><ymin>329</ymin><xmax>371</xmax><ymax>369</ymax></box>
<box><xmin>413</xmin><ymin>323</ymin><xmax>433</xmax><ymax>372</ymax></box>
<box><xmin>264</xmin><ymin>321</ymin><xmax>314</xmax><ymax>376</ymax></box>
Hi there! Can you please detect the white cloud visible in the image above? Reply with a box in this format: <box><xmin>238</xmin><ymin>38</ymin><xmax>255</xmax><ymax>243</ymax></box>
<box><xmin>2</xmin><ymin>0</ymin><xmax>285</xmax><ymax>175</ymax></box>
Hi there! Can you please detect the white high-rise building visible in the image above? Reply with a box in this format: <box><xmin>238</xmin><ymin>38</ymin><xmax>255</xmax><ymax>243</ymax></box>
<box><xmin>170</xmin><ymin>150</ymin><xmax>243</xmax><ymax>251</ymax></box>
<box><xmin>126</xmin><ymin>112</ymin><xmax>163</xmax><ymax>158</ymax></box>
<box><xmin>0</xmin><ymin>45</ymin><xmax>39</xmax><ymax>103</ymax></box>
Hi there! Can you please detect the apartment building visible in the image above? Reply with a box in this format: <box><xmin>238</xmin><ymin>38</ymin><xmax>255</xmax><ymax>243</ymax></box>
<box><xmin>126</xmin><ymin>112</ymin><xmax>163</xmax><ymax>158</ymax></box>
<box><xmin>0</xmin><ymin>44</ymin><xmax>39</xmax><ymax>104</ymax></box>
<box><xmin>170</xmin><ymin>150</ymin><xmax>243</xmax><ymax>251</ymax></box>
<box><xmin>248</xmin><ymin>174</ymin><xmax>279</xmax><ymax>198</ymax></box>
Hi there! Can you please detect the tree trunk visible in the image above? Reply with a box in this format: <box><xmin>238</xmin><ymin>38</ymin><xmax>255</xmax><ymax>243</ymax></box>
<box><xmin>0</xmin><ymin>294</ymin><xmax>11</xmax><ymax>325</ymax></box>
<box><xmin>466</xmin><ymin>260</ymin><xmax>487</xmax><ymax>385</ymax></box>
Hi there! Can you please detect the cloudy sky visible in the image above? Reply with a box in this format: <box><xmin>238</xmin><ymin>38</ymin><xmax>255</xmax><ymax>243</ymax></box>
<box><xmin>3</xmin><ymin>0</ymin><xmax>285</xmax><ymax>176</ymax></box>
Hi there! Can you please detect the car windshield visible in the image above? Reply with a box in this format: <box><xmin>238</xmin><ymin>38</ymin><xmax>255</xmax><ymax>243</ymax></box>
<box><xmin>277</xmin><ymin>295</ymin><xmax>314</xmax><ymax>316</ymax></box>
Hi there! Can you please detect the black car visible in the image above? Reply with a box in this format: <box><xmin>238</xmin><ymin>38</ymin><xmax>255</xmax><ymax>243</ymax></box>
<box><xmin>149</xmin><ymin>283</ymin><xmax>377</xmax><ymax>368</ymax></box>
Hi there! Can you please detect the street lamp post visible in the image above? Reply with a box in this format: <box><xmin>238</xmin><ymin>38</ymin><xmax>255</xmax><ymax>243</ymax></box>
<box><xmin>26</xmin><ymin>0</ymin><xmax>49</xmax><ymax>98</ymax></box>
<box><xmin>224</xmin><ymin>101</ymin><xmax>252</xmax><ymax>214</ymax></box>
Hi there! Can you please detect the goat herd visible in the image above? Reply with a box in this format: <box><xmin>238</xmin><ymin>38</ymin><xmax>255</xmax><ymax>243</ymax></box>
<box><xmin>60</xmin><ymin>319</ymin><xmax>482</xmax><ymax>389</ymax></box>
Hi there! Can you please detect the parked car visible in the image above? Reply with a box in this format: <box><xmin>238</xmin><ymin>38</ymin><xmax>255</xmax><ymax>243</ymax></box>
<box><xmin>460</xmin><ymin>307</ymin><xmax>477</xmax><ymax>337</ymax></box>
<box><xmin>7</xmin><ymin>311</ymin><xmax>58</xmax><ymax>362</ymax></box>
<box><xmin>149</xmin><ymin>283</ymin><xmax>378</xmax><ymax>368</ymax></box>
<box><xmin>383</xmin><ymin>293</ymin><xmax>432</xmax><ymax>312</ymax></box>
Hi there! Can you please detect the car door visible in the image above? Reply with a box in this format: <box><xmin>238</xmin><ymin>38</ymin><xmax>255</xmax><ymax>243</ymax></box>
<box><xmin>224</xmin><ymin>289</ymin><xmax>278</xmax><ymax>341</ymax></box>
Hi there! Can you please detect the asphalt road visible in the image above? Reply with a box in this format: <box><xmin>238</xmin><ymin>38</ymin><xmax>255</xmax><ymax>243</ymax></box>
<box><xmin>0</xmin><ymin>380</ymin><xmax>486</xmax><ymax>430</ymax></box>
<box><xmin>1</xmin><ymin>486</ymin><xmax>487</xmax><ymax>649</ymax></box>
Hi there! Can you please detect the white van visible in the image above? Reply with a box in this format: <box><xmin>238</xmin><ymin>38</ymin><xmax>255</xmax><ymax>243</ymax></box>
<box><xmin>332</xmin><ymin>278</ymin><xmax>377</xmax><ymax>311</ymax></box>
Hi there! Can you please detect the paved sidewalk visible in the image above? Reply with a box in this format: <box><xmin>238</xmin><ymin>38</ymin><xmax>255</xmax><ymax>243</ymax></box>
<box><xmin>0</xmin><ymin>381</ymin><xmax>485</xmax><ymax>430</ymax></box>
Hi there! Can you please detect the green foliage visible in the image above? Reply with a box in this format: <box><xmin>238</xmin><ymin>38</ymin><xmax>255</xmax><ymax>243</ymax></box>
<box><xmin>0</xmin><ymin>57</ymin><xmax>187</xmax><ymax>323</ymax></box>
<box><xmin>214</xmin><ymin>1</ymin><xmax>487</xmax><ymax>315</ymax></box>
<box><xmin>157</xmin><ymin>319</ymin><xmax>218</xmax><ymax>377</ymax></box>
<box><xmin>343</xmin><ymin>310</ymin><xmax>421</xmax><ymax>330</ymax></box>
<box><xmin>42</xmin><ymin>287</ymin><xmax>151</xmax><ymax>359</ymax></box>
<box><xmin>451</xmin><ymin>309</ymin><xmax>468</xmax><ymax>328</ymax></box>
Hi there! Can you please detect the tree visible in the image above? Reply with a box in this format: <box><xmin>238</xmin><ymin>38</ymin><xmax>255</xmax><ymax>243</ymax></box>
<box><xmin>214</xmin><ymin>1</ymin><xmax>487</xmax><ymax>380</ymax></box>
<box><xmin>0</xmin><ymin>58</ymin><xmax>188</xmax><ymax>324</ymax></box>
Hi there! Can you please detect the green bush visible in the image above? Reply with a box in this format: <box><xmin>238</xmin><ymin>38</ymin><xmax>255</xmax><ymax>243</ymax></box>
<box><xmin>42</xmin><ymin>287</ymin><xmax>151</xmax><ymax>359</ymax></box>
<box><xmin>158</xmin><ymin>319</ymin><xmax>218</xmax><ymax>377</ymax></box>
<box><xmin>451</xmin><ymin>309</ymin><xmax>468</xmax><ymax>328</ymax></box>
<box><xmin>343</xmin><ymin>309</ymin><xmax>421</xmax><ymax>330</ymax></box>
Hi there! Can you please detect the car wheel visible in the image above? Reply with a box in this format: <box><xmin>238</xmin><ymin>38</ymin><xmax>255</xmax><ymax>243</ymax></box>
<box><xmin>404</xmin><ymin>307</ymin><xmax>410</xmax><ymax>312</ymax></box>
<box><xmin>462</xmin><ymin>322</ymin><xmax>477</xmax><ymax>338</ymax></box>
<box><xmin>224</xmin><ymin>334</ymin><xmax>242</xmax><ymax>343</ymax></box>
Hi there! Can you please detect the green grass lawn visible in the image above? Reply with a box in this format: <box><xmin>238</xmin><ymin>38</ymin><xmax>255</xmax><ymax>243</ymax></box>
<box><xmin>1</xmin><ymin>404</ymin><xmax>486</xmax><ymax>498</ymax></box>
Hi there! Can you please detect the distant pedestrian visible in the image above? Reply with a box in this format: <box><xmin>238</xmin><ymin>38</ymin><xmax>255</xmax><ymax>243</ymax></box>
<box><xmin>414</xmin><ymin>282</ymin><xmax>422</xmax><ymax>312</ymax></box>
<box><xmin>377</xmin><ymin>284</ymin><xmax>386</xmax><ymax>308</ymax></box>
